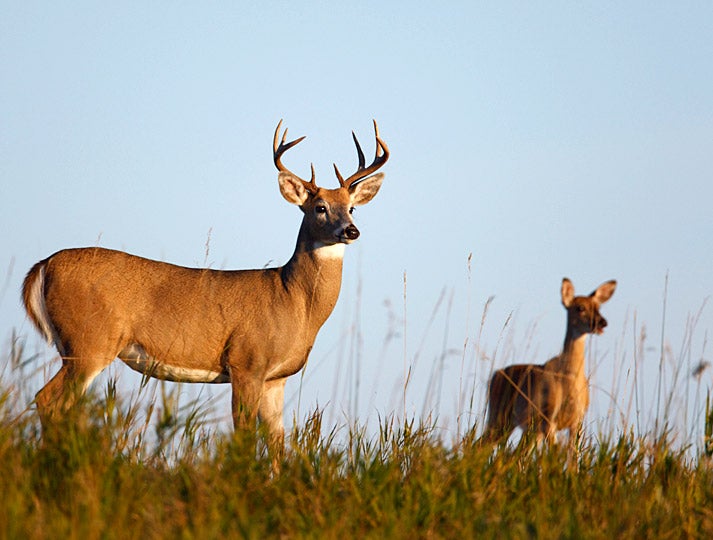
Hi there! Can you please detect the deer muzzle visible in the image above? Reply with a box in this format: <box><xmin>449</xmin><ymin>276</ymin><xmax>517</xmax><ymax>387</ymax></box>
<box><xmin>343</xmin><ymin>224</ymin><xmax>360</xmax><ymax>241</ymax></box>
<box><xmin>595</xmin><ymin>316</ymin><xmax>608</xmax><ymax>334</ymax></box>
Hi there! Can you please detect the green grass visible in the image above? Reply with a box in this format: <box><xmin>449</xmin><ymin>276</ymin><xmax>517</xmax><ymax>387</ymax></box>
<box><xmin>2</xmin><ymin>294</ymin><xmax>713</xmax><ymax>540</ymax></box>
<box><xmin>0</xmin><ymin>380</ymin><xmax>712</xmax><ymax>539</ymax></box>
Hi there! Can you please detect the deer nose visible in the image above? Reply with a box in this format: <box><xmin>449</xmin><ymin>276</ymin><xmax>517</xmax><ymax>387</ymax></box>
<box><xmin>594</xmin><ymin>316</ymin><xmax>608</xmax><ymax>334</ymax></box>
<box><xmin>344</xmin><ymin>224</ymin><xmax>360</xmax><ymax>240</ymax></box>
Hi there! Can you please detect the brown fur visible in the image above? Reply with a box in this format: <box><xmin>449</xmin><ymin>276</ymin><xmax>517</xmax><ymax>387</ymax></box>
<box><xmin>482</xmin><ymin>278</ymin><xmax>617</xmax><ymax>449</ymax></box>
<box><xmin>22</xmin><ymin>121</ymin><xmax>388</xmax><ymax>452</ymax></box>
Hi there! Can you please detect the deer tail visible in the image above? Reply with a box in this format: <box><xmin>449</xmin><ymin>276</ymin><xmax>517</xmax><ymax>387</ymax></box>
<box><xmin>22</xmin><ymin>258</ymin><xmax>63</xmax><ymax>353</ymax></box>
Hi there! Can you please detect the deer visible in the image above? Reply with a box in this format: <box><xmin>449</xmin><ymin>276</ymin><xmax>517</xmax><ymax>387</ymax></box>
<box><xmin>481</xmin><ymin>277</ymin><xmax>616</xmax><ymax>453</ymax></box>
<box><xmin>22</xmin><ymin>120</ymin><xmax>389</xmax><ymax>452</ymax></box>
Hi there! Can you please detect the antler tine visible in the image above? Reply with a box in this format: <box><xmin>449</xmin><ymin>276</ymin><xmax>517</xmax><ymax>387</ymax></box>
<box><xmin>273</xmin><ymin>120</ymin><xmax>316</xmax><ymax>191</ymax></box>
<box><xmin>352</xmin><ymin>130</ymin><xmax>366</xmax><ymax>170</ymax></box>
<box><xmin>372</xmin><ymin>119</ymin><xmax>390</xmax><ymax>163</ymax></box>
<box><xmin>335</xmin><ymin>119</ymin><xmax>390</xmax><ymax>189</ymax></box>
<box><xmin>333</xmin><ymin>163</ymin><xmax>345</xmax><ymax>185</ymax></box>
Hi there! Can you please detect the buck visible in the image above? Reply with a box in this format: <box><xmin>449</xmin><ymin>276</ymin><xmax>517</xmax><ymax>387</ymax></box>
<box><xmin>482</xmin><ymin>277</ymin><xmax>616</xmax><ymax>450</ymax></box>
<box><xmin>22</xmin><ymin>120</ymin><xmax>389</xmax><ymax>448</ymax></box>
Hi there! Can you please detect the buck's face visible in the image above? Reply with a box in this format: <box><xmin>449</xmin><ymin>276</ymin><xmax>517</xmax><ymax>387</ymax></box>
<box><xmin>308</xmin><ymin>177</ymin><xmax>385</xmax><ymax>245</ymax></box>
<box><xmin>278</xmin><ymin>172</ymin><xmax>384</xmax><ymax>247</ymax></box>
<box><xmin>303</xmin><ymin>187</ymin><xmax>360</xmax><ymax>245</ymax></box>
<box><xmin>561</xmin><ymin>278</ymin><xmax>617</xmax><ymax>337</ymax></box>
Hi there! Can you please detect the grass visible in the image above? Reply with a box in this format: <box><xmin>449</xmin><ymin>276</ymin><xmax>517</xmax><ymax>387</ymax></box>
<box><xmin>1</xmin><ymin>276</ymin><xmax>713</xmax><ymax>538</ymax></box>
<box><xmin>0</xmin><ymin>368</ymin><xmax>712</xmax><ymax>538</ymax></box>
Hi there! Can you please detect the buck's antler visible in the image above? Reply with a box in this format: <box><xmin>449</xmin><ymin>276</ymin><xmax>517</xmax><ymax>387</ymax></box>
<box><xmin>273</xmin><ymin>120</ymin><xmax>317</xmax><ymax>193</ymax></box>
<box><xmin>333</xmin><ymin>119</ymin><xmax>390</xmax><ymax>189</ymax></box>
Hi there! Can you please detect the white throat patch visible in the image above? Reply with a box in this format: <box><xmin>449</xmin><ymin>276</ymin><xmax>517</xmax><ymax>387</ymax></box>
<box><xmin>313</xmin><ymin>242</ymin><xmax>346</xmax><ymax>259</ymax></box>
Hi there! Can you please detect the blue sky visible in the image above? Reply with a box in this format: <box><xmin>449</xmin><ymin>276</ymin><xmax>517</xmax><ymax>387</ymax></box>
<box><xmin>2</xmin><ymin>2</ymin><xmax>712</xmax><ymax>441</ymax></box>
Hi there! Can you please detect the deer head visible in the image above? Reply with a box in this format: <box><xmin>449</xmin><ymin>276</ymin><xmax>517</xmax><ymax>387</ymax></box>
<box><xmin>561</xmin><ymin>278</ymin><xmax>617</xmax><ymax>339</ymax></box>
<box><xmin>273</xmin><ymin>120</ymin><xmax>389</xmax><ymax>249</ymax></box>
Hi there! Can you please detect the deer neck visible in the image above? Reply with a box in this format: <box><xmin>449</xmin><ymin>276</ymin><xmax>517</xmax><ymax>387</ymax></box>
<box><xmin>280</xmin><ymin>222</ymin><xmax>345</xmax><ymax>326</ymax></box>
<box><xmin>554</xmin><ymin>329</ymin><xmax>588</xmax><ymax>377</ymax></box>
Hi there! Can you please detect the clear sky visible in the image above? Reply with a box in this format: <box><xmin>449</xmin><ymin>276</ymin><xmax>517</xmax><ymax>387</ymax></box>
<box><xmin>2</xmin><ymin>2</ymin><xmax>712</xmax><ymax>442</ymax></box>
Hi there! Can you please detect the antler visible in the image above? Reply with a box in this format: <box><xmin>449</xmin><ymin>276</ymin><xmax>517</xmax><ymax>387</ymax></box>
<box><xmin>273</xmin><ymin>120</ymin><xmax>317</xmax><ymax>193</ymax></box>
<box><xmin>333</xmin><ymin>119</ymin><xmax>390</xmax><ymax>189</ymax></box>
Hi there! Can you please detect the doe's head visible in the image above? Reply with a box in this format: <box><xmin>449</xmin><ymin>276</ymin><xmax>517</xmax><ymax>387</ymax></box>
<box><xmin>561</xmin><ymin>277</ymin><xmax>617</xmax><ymax>338</ymax></box>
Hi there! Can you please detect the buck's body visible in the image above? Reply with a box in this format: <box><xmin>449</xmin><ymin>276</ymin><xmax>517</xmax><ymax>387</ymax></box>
<box><xmin>22</xmin><ymin>120</ymin><xmax>388</xmax><ymax>450</ymax></box>
<box><xmin>483</xmin><ymin>278</ymin><xmax>616</xmax><ymax>448</ymax></box>
<box><xmin>25</xmin><ymin>243</ymin><xmax>341</xmax><ymax>386</ymax></box>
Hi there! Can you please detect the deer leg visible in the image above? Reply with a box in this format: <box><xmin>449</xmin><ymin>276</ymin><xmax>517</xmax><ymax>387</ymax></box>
<box><xmin>36</xmin><ymin>361</ymin><xmax>74</xmax><ymax>424</ymax></box>
<box><xmin>567</xmin><ymin>423</ymin><xmax>584</xmax><ymax>465</ymax></box>
<box><xmin>259</xmin><ymin>378</ymin><xmax>287</xmax><ymax>472</ymax></box>
<box><xmin>258</xmin><ymin>378</ymin><xmax>286</xmax><ymax>447</ymax></box>
<box><xmin>526</xmin><ymin>414</ymin><xmax>556</xmax><ymax>453</ymax></box>
<box><xmin>228</xmin><ymin>368</ymin><xmax>264</xmax><ymax>432</ymax></box>
<box><xmin>481</xmin><ymin>414</ymin><xmax>515</xmax><ymax>446</ymax></box>
<box><xmin>35</xmin><ymin>353</ymin><xmax>109</xmax><ymax>426</ymax></box>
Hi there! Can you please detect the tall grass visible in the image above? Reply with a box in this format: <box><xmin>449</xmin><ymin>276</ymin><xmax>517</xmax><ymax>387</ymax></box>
<box><xmin>2</xmin><ymin>276</ymin><xmax>713</xmax><ymax>537</ymax></box>
<box><xmin>0</xmin><ymin>383</ymin><xmax>712</xmax><ymax>538</ymax></box>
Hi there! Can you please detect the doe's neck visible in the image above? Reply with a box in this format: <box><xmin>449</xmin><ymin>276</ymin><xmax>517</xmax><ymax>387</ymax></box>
<box><xmin>555</xmin><ymin>330</ymin><xmax>589</xmax><ymax>375</ymax></box>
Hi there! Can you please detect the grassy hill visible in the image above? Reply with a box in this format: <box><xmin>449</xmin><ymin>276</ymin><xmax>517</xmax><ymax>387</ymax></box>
<box><xmin>1</xmin><ymin>376</ymin><xmax>712</xmax><ymax>539</ymax></box>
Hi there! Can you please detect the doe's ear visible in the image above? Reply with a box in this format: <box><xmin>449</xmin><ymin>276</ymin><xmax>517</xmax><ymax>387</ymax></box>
<box><xmin>350</xmin><ymin>173</ymin><xmax>384</xmax><ymax>206</ymax></box>
<box><xmin>278</xmin><ymin>172</ymin><xmax>310</xmax><ymax>206</ymax></box>
<box><xmin>561</xmin><ymin>278</ymin><xmax>575</xmax><ymax>308</ymax></box>
<box><xmin>591</xmin><ymin>280</ymin><xmax>617</xmax><ymax>304</ymax></box>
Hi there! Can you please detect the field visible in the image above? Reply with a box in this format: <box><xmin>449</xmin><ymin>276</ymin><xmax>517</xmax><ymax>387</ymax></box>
<box><xmin>1</xmin><ymin>328</ymin><xmax>712</xmax><ymax>540</ymax></box>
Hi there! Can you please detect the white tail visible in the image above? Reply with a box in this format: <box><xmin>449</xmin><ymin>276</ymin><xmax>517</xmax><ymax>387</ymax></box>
<box><xmin>482</xmin><ymin>278</ymin><xmax>617</xmax><ymax>449</ymax></box>
<box><xmin>22</xmin><ymin>120</ymin><xmax>389</xmax><ymax>447</ymax></box>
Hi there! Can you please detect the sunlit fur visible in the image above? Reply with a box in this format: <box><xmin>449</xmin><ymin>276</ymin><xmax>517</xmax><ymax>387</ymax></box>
<box><xmin>482</xmin><ymin>278</ymin><xmax>616</xmax><ymax>451</ymax></box>
<box><xmin>22</xmin><ymin>122</ymin><xmax>388</xmax><ymax>461</ymax></box>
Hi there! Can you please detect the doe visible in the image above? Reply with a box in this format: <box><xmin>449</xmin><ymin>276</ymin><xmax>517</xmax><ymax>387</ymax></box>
<box><xmin>482</xmin><ymin>277</ymin><xmax>616</xmax><ymax>450</ymax></box>
<box><xmin>22</xmin><ymin>120</ymin><xmax>389</xmax><ymax>448</ymax></box>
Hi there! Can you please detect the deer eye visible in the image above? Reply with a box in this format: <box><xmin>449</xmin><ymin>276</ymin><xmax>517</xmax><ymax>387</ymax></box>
<box><xmin>349</xmin><ymin>207</ymin><xmax>355</xmax><ymax>215</ymax></box>
<box><xmin>315</xmin><ymin>205</ymin><xmax>327</xmax><ymax>214</ymax></box>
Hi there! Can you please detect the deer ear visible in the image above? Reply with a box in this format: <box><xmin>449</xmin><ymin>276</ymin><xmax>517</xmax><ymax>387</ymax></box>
<box><xmin>350</xmin><ymin>173</ymin><xmax>384</xmax><ymax>206</ymax></box>
<box><xmin>278</xmin><ymin>172</ymin><xmax>310</xmax><ymax>206</ymax></box>
<box><xmin>561</xmin><ymin>278</ymin><xmax>575</xmax><ymax>308</ymax></box>
<box><xmin>592</xmin><ymin>280</ymin><xmax>617</xmax><ymax>304</ymax></box>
